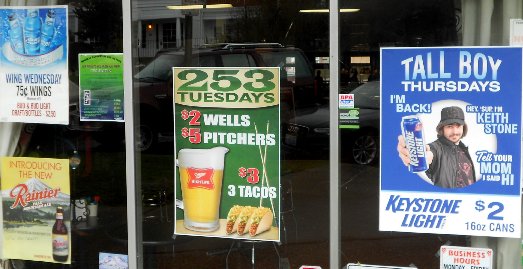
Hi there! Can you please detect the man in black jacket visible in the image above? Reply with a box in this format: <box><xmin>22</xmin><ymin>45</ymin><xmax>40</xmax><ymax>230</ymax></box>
<box><xmin>398</xmin><ymin>106</ymin><xmax>476</xmax><ymax>188</ymax></box>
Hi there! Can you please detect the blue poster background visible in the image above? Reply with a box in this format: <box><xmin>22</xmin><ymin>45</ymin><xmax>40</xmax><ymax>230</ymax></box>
<box><xmin>0</xmin><ymin>7</ymin><xmax>67</xmax><ymax>61</ymax></box>
<box><xmin>380</xmin><ymin>47</ymin><xmax>522</xmax><ymax>237</ymax></box>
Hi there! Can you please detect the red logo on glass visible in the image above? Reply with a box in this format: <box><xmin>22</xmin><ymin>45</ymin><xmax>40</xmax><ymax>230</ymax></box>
<box><xmin>186</xmin><ymin>168</ymin><xmax>215</xmax><ymax>190</ymax></box>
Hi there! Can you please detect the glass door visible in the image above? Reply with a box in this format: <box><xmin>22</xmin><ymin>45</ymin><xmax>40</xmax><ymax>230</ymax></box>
<box><xmin>129</xmin><ymin>0</ymin><xmax>334</xmax><ymax>268</ymax></box>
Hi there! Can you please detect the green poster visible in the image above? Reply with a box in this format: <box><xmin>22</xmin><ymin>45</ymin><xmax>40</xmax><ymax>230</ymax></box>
<box><xmin>78</xmin><ymin>53</ymin><xmax>124</xmax><ymax>121</ymax></box>
<box><xmin>173</xmin><ymin>67</ymin><xmax>280</xmax><ymax>242</ymax></box>
<box><xmin>339</xmin><ymin>108</ymin><xmax>360</xmax><ymax>129</ymax></box>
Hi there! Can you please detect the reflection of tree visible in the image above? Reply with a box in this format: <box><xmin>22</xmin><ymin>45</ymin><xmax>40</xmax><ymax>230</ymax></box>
<box><xmin>348</xmin><ymin>0</ymin><xmax>457</xmax><ymax>50</ymax></box>
<box><xmin>73</xmin><ymin>0</ymin><xmax>123</xmax><ymax>52</ymax></box>
<box><xmin>228</xmin><ymin>1</ymin><xmax>299</xmax><ymax>45</ymax></box>
<box><xmin>294</xmin><ymin>12</ymin><xmax>329</xmax><ymax>52</ymax></box>
<box><xmin>226</xmin><ymin>0</ymin><xmax>331</xmax><ymax>59</ymax></box>
<box><xmin>228</xmin><ymin>0</ymin><xmax>457</xmax><ymax>54</ymax></box>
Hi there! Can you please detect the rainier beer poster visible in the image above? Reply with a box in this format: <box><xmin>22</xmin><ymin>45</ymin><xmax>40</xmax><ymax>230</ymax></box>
<box><xmin>1</xmin><ymin>157</ymin><xmax>71</xmax><ymax>263</ymax></box>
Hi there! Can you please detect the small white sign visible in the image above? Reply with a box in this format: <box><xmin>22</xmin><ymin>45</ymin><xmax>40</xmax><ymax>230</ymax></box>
<box><xmin>339</xmin><ymin>94</ymin><xmax>354</xmax><ymax>109</ymax></box>
<box><xmin>99</xmin><ymin>252</ymin><xmax>128</xmax><ymax>269</ymax></box>
<box><xmin>510</xmin><ymin>19</ymin><xmax>523</xmax><ymax>46</ymax></box>
<box><xmin>439</xmin><ymin>246</ymin><xmax>492</xmax><ymax>269</ymax></box>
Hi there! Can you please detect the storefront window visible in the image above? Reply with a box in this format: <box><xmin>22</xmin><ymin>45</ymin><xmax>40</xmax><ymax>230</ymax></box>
<box><xmin>339</xmin><ymin>2</ymin><xmax>460</xmax><ymax>267</ymax></box>
<box><xmin>339</xmin><ymin>1</ymin><xmax>523</xmax><ymax>269</ymax></box>
<box><xmin>0</xmin><ymin>0</ymin><xmax>521</xmax><ymax>268</ymax></box>
<box><xmin>130</xmin><ymin>1</ymin><xmax>331</xmax><ymax>268</ymax></box>
<box><xmin>0</xmin><ymin>0</ymin><xmax>126</xmax><ymax>268</ymax></box>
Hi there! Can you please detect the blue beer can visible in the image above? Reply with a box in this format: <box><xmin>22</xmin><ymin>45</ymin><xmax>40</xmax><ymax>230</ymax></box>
<box><xmin>401</xmin><ymin>115</ymin><xmax>428</xmax><ymax>172</ymax></box>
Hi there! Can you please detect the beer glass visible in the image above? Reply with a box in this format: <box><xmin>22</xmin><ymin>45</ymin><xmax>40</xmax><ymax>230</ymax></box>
<box><xmin>177</xmin><ymin>147</ymin><xmax>228</xmax><ymax>232</ymax></box>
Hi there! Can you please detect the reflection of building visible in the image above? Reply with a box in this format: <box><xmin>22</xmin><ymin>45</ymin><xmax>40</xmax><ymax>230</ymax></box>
<box><xmin>133</xmin><ymin>1</ymin><xmax>256</xmax><ymax>58</ymax></box>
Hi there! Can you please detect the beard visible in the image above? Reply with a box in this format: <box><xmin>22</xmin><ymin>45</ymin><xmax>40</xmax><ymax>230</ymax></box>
<box><xmin>446</xmin><ymin>134</ymin><xmax>462</xmax><ymax>143</ymax></box>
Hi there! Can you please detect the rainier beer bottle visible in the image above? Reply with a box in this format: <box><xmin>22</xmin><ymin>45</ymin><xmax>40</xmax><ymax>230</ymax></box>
<box><xmin>52</xmin><ymin>207</ymin><xmax>69</xmax><ymax>262</ymax></box>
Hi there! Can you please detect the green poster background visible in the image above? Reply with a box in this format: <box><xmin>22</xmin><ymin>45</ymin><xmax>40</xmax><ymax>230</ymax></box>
<box><xmin>173</xmin><ymin>67</ymin><xmax>280</xmax><ymax>241</ymax></box>
<box><xmin>78</xmin><ymin>53</ymin><xmax>124</xmax><ymax>121</ymax></box>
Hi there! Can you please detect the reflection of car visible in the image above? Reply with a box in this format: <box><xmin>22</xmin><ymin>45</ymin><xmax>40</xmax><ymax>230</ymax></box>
<box><xmin>283</xmin><ymin>81</ymin><xmax>380</xmax><ymax>164</ymax></box>
<box><xmin>134</xmin><ymin>43</ymin><xmax>316</xmax><ymax>152</ymax></box>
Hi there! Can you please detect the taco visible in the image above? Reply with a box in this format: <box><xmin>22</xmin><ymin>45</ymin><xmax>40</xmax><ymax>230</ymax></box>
<box><xmin>246</xmin><ymin>207</ymin><xmax>273</xmax><ymax>236</ymax></box>
<box><xmin>236</xmin><ymin>206</ymin><xmax>255</xmax><ymax>235</ymax></box>
<box><xmin>225</xmin><ymin>205</ymin><xmax>243</xmax><ymax>235</ymax></box>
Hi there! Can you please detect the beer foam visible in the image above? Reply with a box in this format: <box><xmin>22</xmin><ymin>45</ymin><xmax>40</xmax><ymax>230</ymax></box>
<box><xmin>177</xmin><ymin>147</ymin><xmax>229</xmax><ymax>169</ymax></box>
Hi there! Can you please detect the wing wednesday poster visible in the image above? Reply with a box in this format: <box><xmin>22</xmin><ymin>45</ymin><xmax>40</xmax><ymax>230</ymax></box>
<box><xmin>0</xmin><ymin>6</ymin><xmax>69</xmax><ymax>124</ymax></box>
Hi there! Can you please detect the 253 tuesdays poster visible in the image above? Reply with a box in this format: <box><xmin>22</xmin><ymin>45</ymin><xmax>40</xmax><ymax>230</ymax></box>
<box><xmin>380</xmin><ymin>47</ymin><xmax>522</xmax><ymax>238</ymax></box>
<box><xmin>1</xmin><ymin>157</ymin><xmax>71</xmax><ymax>263</ymax></box>
<box><xmin>173</xmin><ymin>67</ymin><xmax>280</xmax><ymax>241</ymax></box>
<box><xmin>0</xmin><ymin>6</ymin><xmax>69</xmax><ymax>124</ymax></box>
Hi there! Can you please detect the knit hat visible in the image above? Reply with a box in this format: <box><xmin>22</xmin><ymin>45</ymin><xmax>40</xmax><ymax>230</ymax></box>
<box><xmin>437</xmin><ymin>106</ymin><xmax>465</xmax><ymax>130</ymax></box>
